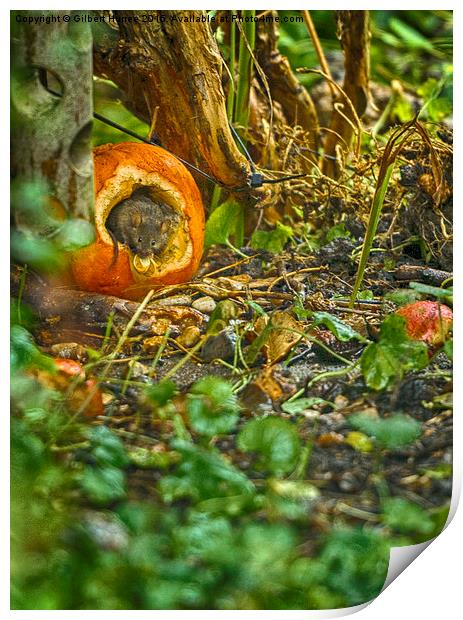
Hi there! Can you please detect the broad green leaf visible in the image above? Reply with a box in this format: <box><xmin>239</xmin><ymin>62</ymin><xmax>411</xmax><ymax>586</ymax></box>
<box><xmin>205</xmin><ymin>200</ymin><xmax>244</xmax><ymax>248</ymax></box>
<box><xmin>360</xmin><ymin>315</ymin><xmax>428</xmax><ymax>390</ymax></box>
<box><xmin>81</xmin><ymin>466</ymin><xmax>127</xmax><ymax>504</ymax></box>
<box><xmin>187</xmin><ymin>377</ymin><xmax>240</xmax><ymax>437</ymax></box>
<box><xmin>238</xmin><ymin>417</ymin><xmax>300</xmax><ymax>474</ymax></box>
<box><xmin>443</xmin><ymin>339</ymin><xmax>453</xmax><ymax>360</ymax></box>
<box><xmin>349</xmin><ymin>413</ymin><xmax>422</xmax><ymax>449</ymax></box>
<box><xmin>10</xmin><ymin>325</ymin><xmax>56</xmax><ymax>374</ymax></box>
<box><xmin>382</xmin><ymin>498</ymin><xmax>434</xmax><ymax>536</ymax></box>
<box><xmin>357</xmin><ymin>290</ymin><xmax>374</xmax><ymax>301</ymax></box>
<box><xmin>409</xmin><ymin>281</ymin><xmax>453</xmax><ymax>304</ymax></box>
<box><xmin>251</xmin><ymin>222</ymin><xmax>294</xmax><ymax>254</ymax></box>
<box><xmin>87</xmin><ymin>426</ymin><xmax>130</xmax><ymax>468</ymax></box>
<box><xmin>146</xmin><ymin>380</ymin><xmax>177</xmax><ymax>407</ymax></box>
<box><xmin>326</xmin><ymin>223</ymin><xmax>352</xmax><ymax>242</ymax></box>
<box><xmin>384</xmin><ymin>288</ymin><xmax>423</xmax><ymax>306</ymax></box>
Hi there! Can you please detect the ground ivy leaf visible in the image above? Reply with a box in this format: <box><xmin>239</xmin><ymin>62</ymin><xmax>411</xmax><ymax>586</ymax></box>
<box><xmin>237</xmin><ymin>417</ymin><xmax>300</xmax><ymax>474</ymax></box>
<box><xmin>81</xmin><ymin>466</ymin><xmax>127</xmax><ymax>504</ymax></box>
<box><xmin>360</xmin><ymin>314</ymin><xmax>429</xmax><ymax>390</ymax></box>
<box><xmin>381</xmin><ymin>497</ymin><xmax>434</xmax><ymax>535</ymax></box>
<box><xmin>250</xmin><ymin>222</ymin><xmax>293</xmax><ymax>254</ymax></box>
<box><xmin>146</xmin><ymin>380</ymin><xmax>177</xmax><ymax>407</ymax></box>
<box><xmin>349</xmin><ymin>413</ymin><xmax>422</xmax><ymax>449</ymax></box>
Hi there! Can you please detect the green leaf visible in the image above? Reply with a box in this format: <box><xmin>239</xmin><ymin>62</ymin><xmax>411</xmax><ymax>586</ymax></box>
<box><xmin>311</xmin><ymin>311</ymin><xmax>367</xmax><ymax>343</ymax></box>
<box><xmin>326</xmin><ymin>223</ymin><xmax>352</xmax><ymax>242</ymax></box>
<box><xmin>237</xmin><ymin>417</ymin><xmax>300</xmax><ymax>474</ymax></box>
<box><xmin>389</xmin><ymin>18</ymin><xmax>434</xmax><ymax>52</ymax></box>
<box><xmin>81</xmin><ymin>465</ymin><xmax>127</xmax><ymax>504</ymax></box>
<box><xmin>187</xmin><ymin>377</ymin><xmax>240</xmax><ymax>437</ymax></box>
<box><xmin>384</xmin><ymin>288</ymin><xmax>423</xmax><ymax>306</ymax></box>
<box><xmin>345</xmin><ymin>431</ymin><xmax>374</xmax><ymax>453</ymax></box>
<box><xmin>360</xmin><ymin>315</ymin><xmax>428</xmax><ymax>390</ymax></box>
<box><xmin>160</xmin><ymin>440</ymin><xmax>254</xmax><ymax>504</ymax></box>
<box><xmin>146</xmin><ymin>380</ymin><xmax>177</xmax><ymax>407</ymax></box>
<box><xmin>409</xmin><ymin>282</ymin><xmax>453</xmax><ymax>304</ymax></box>
<box><xmin>10</xmin><ymin>325</ymin><xmax>56</xmax><ymax>374</ymax></box>
<box><xmin>205</xmin><ymin>200</ymin><xmax>244</xmax><ymax>248</ymax></box>
<box><xmin>54</xmin><ymin>218</ymin><xmax>96</xmax><ymax>251</ymax></box>
<box><xmin>316</xmin><ymin>527</ymin><xmax>390</xmax><ymax>606</ymax></box>
<box><xmin>251</xmin><ymin>222</ymin><xmax>294</xmax><ymax>254</ymax></box>
<box><xmin>349</xmin><ymin>413</ymin><xmax>422</xmax><ymax>449</ymax></box>
<box><xmin>87</xmin><ymin>426</ymin><xmax>129</xmax><ymax>468</ymax></box>
<box><xmin>443</xmin><ymin>339</ymin><xmax>453</xmax><ymax>360</ymax></box>
<box><xmin>382</xmin><ymin>498</ymin><xmax>434</xmax><ymax>536</ymax></box>
<box><xmin>128</xmin><ymin>446</ymin><xmax>180</xmax><ymax>469</ymax></box>
<box><xmin>11</xmin><ymin>231</ymin><xmax>64</xmax><ymax>274</ymax></box>
<box><xmin>357</xmin><ymin>290</ymin><xmax>374</xmax><ymax>301</ymax></box>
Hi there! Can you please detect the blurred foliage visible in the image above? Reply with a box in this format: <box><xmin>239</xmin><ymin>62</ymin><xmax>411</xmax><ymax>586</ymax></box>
<box><xmin>279</xmin><ymin>10</ymin><xmax>452</xmax><ymax>91</ymax></box>
<box><xmin>11</xmin><ymin>314</ymin><xmax>450</xmax><ymax>609</ymax></box>
<box><xmin>92</xmin><ymin>77</ymin><xmax>149</xmax><ymax>146</ymax></box>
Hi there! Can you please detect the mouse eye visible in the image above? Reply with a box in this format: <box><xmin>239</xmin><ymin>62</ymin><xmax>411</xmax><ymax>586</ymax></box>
<box><xmin>138</xmin><ymin>237</ymin><xmax>142</xmax><ymax>243</ymax></box>
<box><xmin>151</xmin><ymin>240</ymin><xmax>156</xmax><ymax>246</ymax></box>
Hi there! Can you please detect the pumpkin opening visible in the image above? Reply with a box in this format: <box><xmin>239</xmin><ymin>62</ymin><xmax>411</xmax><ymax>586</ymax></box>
<box><xmin>105</xmin><ymin>186</ymin><xmax>182</xmax><ymax>274</ymax></box>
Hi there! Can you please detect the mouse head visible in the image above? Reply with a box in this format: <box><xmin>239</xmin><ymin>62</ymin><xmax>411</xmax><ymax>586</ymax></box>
<box><xmin>126</xmin><ymin>208</ymin><xmax>173</xmax><ymax>258</ymax></box>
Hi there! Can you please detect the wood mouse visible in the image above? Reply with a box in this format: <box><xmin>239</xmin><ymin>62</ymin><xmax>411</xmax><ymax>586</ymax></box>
<box><xmin>105</xmin><ymin>188</ymin><xmax>180</xmax><ymax>265</ymax></box>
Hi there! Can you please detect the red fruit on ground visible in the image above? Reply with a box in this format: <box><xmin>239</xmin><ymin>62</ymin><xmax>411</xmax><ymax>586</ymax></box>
<box><xmin>396</xmin><ymin>300</ymin><xmax>453</xmax><ymax>348</ymax></box>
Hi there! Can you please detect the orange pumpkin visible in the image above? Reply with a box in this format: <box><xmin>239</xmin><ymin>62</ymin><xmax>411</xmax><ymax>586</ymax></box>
<box><xmin>71</xmin><ymin>142</ymin><xmax>205</xmax><ymax>300</ymax></box>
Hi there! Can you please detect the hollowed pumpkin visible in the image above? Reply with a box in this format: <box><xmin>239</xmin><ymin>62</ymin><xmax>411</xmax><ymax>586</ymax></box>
<box><xmin>71</xmin><ymin>142</ymin><xmax>205</xmax><ymax>300</ymax></box>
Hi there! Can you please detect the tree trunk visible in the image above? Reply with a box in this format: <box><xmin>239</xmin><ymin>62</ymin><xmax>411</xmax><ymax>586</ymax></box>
<box><xmin>255</xmin><ymin>14</ymin><xmax>319</xmax><ymax>159</ymax></box>
<box><xmin>11</xmin><ymin>10</ymin><xmax>94</xmax><ymax>228</ymax></box>
<box><xmin>322</xmin><ymin>10</ymin><xmax>370</xmax><ymax>178</ymax></box>
<box><xmin>92</xmin><ymin>10</ymin><xmax>252</xmax><ymax>196</ymax></box>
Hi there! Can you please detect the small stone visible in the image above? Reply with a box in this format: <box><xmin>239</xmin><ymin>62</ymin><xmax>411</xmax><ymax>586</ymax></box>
<box><xmin>338</xmin><ymin>472</ymin><xmax>360</xmax><ymax>493</ymax></box>
<box><xmin>177</xmin><ymin>325</ymin><xmax>201</xmax><ymax>348</ymax></box>
<box><xmin>192</xmin><ymin>296</ymin><xmax>216</xmax><ymax>314</ymax></box>
<box><xmin>101</xmin><ymin>392</ymin><xmax>114</xmax><ymax>405</ymax></box>
<box><xmin>201</xmin><ymin>327</ymin><xmax>236</xmax><ymax>362</ymax></box>
<box><xmin>130</xmin><ymin>361</ymin><xmax>150</xmax><ymax>379</ymax></box>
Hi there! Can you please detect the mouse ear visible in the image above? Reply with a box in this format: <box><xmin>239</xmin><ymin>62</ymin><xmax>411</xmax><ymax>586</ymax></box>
<box><xmin>161</xmin><ymin>220</ymin><xmax>170</xmax><ymax>233</ymax></box>
<box><xmin>131</xmin><ymin>211</ymin><xmax>142</xmax><ymax>227</ymax></box>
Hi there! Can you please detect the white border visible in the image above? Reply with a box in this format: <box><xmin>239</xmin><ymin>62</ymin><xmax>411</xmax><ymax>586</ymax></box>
<box><xmin>3</xmin><ymin>3</ymin><xmax>460</xmax><ymax>618</ymax></box>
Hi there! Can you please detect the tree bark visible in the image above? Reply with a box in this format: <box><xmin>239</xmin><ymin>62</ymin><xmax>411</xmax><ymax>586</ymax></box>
<box><xmin>92</xmin><ymin>10</ymin><xmax>251</xmax><ymax>194</ymax></box>
<box><xmin>322</xmin><ymin>10</ymin><xmax>370</xmax><ymax>178</ymax></box>
<box><xmin>255</xmin><ymin>14</ymin><xmax>319</xmax><ymax>158</ymax></box>
<box><xmin>11</xmin><ymin>10</ymin><xmax>94</xmax><ymax>227</ymax></box>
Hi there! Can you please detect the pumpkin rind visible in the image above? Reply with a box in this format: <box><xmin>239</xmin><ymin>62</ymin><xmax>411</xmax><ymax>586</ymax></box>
<box><xmin>71</xmin><ymin>142</ymin><xmax>205</xmax><ymax>300</ymax></box>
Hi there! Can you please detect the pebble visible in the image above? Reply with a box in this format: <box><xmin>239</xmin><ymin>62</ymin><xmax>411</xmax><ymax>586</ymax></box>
<box><xmin>201</xmin><ymin>327</ymin><xmax>236</xmax><ymax>362</ymax></box>
<box><xmin>177</xmin><ymin>325</ymin><xmax>201</xmax><ymax>348</ymax></box>
<box><xmin>338</xmin><ymin>472</ymin><xmax>360</xmax><ymax>493</ymax></box>
<box><xmin>192</xmin><ymin>296</ymin><xmax>216</xmax><ymax>314</ymax></box>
